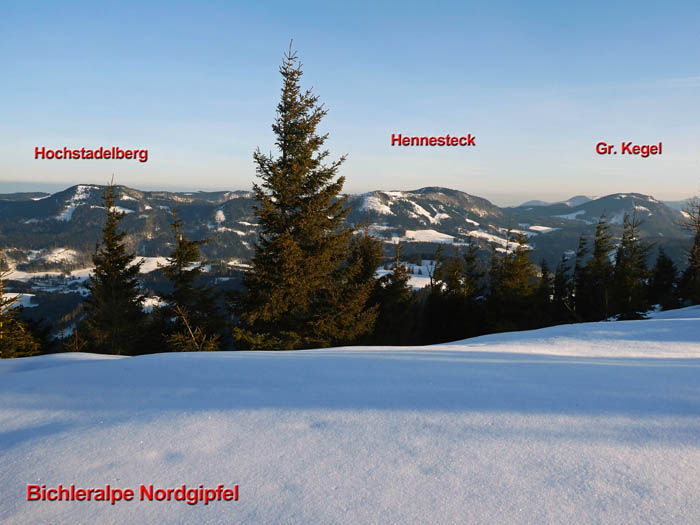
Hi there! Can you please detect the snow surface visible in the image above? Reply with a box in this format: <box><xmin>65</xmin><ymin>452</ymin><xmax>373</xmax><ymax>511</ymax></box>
<box><xmin>528</xmin><ymin>225</ymin><xmax>558</xmax><ymax>233</ymax></box>
<box><xmin>375</xmin><ymin>260</ymin><xmax>435</xmax><ymax>289</ymax></box>
<box><xmin>41</xmin><ymin>248</ymin><xmax>78</xmax><ymax>264</ymax></box>
<box><xmin>468</xmin><ymin>229</ymin><xmax>509</xmax><ymax>247</ymax></box>
<box><xmin>361</xmin><ymin>195</ymin><xmax>393</xmax><ymax>215</ymax></box>
<box><xmin>2</xmin><ymin>311</ymin><xmax>700</xmax><ymax>523</ymax></box>
<box><xmin>142</xmin><ymin>296</ymin><xmax>165</xmax><ymax>313</ymax></box>
<box><xmin>402</xmin><ymin>229</ymin><xmax>455</xmax><ymax>243</ymax></box>
<box><xmin>1</xmin><ymin>293</ymin><xmax>36</xmax><ymax>310</ymax></box>
<box><xmin>109</xmin><ymin>206</ymin><xmax>135</xmax><ymax>215</ymax></box>
<box><xmin>54</xmin><ymin>186</ymin><xmax>96</xmax><ymax>221</ymax></box>
<box><xmin>136</xmin><ymin>257</ymin><xmax>169</xmax><ymax>274</ymax></box>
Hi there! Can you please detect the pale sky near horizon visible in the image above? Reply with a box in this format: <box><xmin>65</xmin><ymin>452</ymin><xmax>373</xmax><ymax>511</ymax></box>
<box><xmin>1</xmin><ymin>1</ymin><xmax>699</xmax><ymax>206</ymax></box>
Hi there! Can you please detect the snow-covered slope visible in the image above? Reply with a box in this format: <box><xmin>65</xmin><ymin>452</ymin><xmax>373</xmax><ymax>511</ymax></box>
<box><xmin>2</xmin><ymin>310</ymin><xmax>700</xmax><ymax>524</ymax></box>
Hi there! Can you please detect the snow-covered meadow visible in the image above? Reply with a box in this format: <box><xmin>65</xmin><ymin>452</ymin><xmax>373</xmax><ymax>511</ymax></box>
<box><xmin>2</xmin><ymin>307</ymin><xmax>700</xmax><ymax>523</ymax></box>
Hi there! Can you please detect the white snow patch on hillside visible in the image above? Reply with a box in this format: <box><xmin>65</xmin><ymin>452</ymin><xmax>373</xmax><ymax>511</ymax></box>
<box><xmin>42</xmin><ymin>248</ymin><xmax>78</xmax><ymax>264</ymax></box>
<box><xmin>403</xmin><ymin>229</ymin><xmax>455</xmax><ymax>243</ymax></box>
<box><xmin>135</xmin><ymin>257</ymin><xmax>169</xmax><ymax>273</ymax></box>
<box><xmin>361</xmin><ymin>195</ymin><xmax>393</xmax><ymax>215</ymax></box>
<box><xmin>465</xmin><ymin>217</ymin><xmax>479</xmax><ymax>226</ymax></box>
<box><xmin>4</xmin><ymin>267</ymin><xmax>94</xmax><ymax>282</ymax></box>
<box><xmin>468</xmin><ymin>229</ymin><xmax>509</xmax><ymax>247</ymax></box>
<box><xmin>2</xmin><ymin>313</ymin><xmax>700</xmax><ymax>523</ymax></box>
<box><xmin>142</xmin><ymin>296</ymin><xmax>165</xmax><ymax>313</ymax></box>
<box><xmin>109</xmin><ymin>206</ymin><xmax>134</xmax><ymax>214</ymax></box>
<box><xmin>23</xmin><ymin>218</ymin><xmax>40</xmax><ymax>224</ymax></box>
<box><xmin>74</xmin><ymin>185</ymin><xmax>97</xmax><ymax>198</ymax></box>
<box><xmin>2</xmin><ymin>293</ymin><xmax>37</xmax><ymax>310</ymax></box>
<box><xmin>4</xmin><ymin>270</ymin><xmax>64</xmax><ymax>281</ymax></box>
<box><xmin>376</xmin><ymin>260</ymin><xmax>434</xmax><ymax>289</ymax></box>
<box><xmin>528</xmin><ymin>225</ymin><xmax>558</xmax><ymax>233</ymax></box>
<box><xmin>471</xmin><ymin>208</ymin><xmax>491</xmax><ymax>217</ymax></box>
<box><xmin>55</xmin><ymin>204</ymin><xmax>78</xmax><ymax>222</ymax></box>
<box><xmin>214</xmin><ymin>210</ymin><xmax>226</xmax><ymax>223</ymax></box>
<box><xmin>634</xmin><ymin>205</ymin><xmax>652</xmax><ymax>214</ymax></box>
<box><xmin>119</xmin><ymin>195</ymin><xmax>138</xmax><ymax>201</ymax></box>
<box><xmin>409</xmin><ymin>202</ymin><xmax>442</xmax><ymax>224</ymax></box>
<box><xmin>54</xmin><ymin>186</ymin><xmax>100</xmax><ymax>221</ymax></box>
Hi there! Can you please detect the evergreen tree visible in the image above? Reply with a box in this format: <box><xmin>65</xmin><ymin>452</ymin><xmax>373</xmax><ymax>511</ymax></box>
<box><xmin>612</xmin><ymin>211</ymin><xmax>650</xmax><ymax>319</ymax></box>
<box><xmin>648</xmin><ymin>247</ymin><xmax>678</xmax><ymax>310</ymax></box>
<box><xmin>422</xmin><ymin>242</ymin><xmax>484</xmax><ymax>343</ymax></box>
<box><xmin>461</xmin><ymin>240</ymin><xmax>483</xmax><ymax>300</ymax></box>
<box><xmin>0</xmin><ymin>250</ymin><xmax>41</xmax><ymax>358</ymax></box>
<box><xmin>679</xmin><ymin>199</ymin><xmax>700</xmax><ymax>304</ymax></box>
<box><xmin>429</xmin><ymin>244</ymin><xmax>445</xmax><ymax>290</ymax></box>
<box><xmin>552</xmin><ymin>255</ymin><xmax>575</xmax><ymax>323</ymax></box>
<box><xmin>81</xmin><ymin>185</ymin><xmax>145</xmax><ymax>355</ymax></box>
<box><xmin>571</xmin><ymin>233</ymin><xmax>590</xmax><ymax>318</ymax></box>
<box><xmin>488</xmin><ymin>232</ymin><xmax>537</xmax><ymax>331</ymax></box>
<box><xmin>348</xmin><ymin>226</ymin><xmax>384</xmax><ymax>287</ymax></box>
<box><xmin>443</xmin><ymin>246</ymin><xmax>466</xmax><ymax>295</ymax></box>
<box><xmin>584</xmin><ymin>215</ymin><xmax>615</xmax><ymax>320</ymax></box>
<box><xmin>159</xmin><ymin>210</ymin><xmax>225</xmax><ymax>351</ymax></box>
<box><xmin>535</xmin><ymin>259</ymin><xmax>553</xmax><ymax>325</ymax></box>
<box><xmin>232</xmin><ymin>46</ymin><xmax>378</xmax><ymax>349</ymax></box>
<box><xmin>370</xmin><ymin>242</ymin><xmax>418</xmax><ymax>344</ymax></box>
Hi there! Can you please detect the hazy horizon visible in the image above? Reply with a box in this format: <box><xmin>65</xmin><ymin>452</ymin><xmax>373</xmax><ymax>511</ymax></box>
<box><xmin>1</xmin><ymin>179</ymin><xmax>697</xmax><ymax>208</ymax></box>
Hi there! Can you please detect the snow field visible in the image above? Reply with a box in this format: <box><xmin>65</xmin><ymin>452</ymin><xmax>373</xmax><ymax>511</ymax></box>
<box><xmin>1</xmin><ymin>309</ymin><xmax>700</xmax><ymax>523</ymax></box>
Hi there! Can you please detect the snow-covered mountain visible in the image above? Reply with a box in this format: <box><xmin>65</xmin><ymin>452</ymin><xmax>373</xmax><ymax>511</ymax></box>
<box><xmin>2</xmin><ymin>306</ymin><xmax>700</xmax><ymax>523</ymax></box>
<box><xmin>0</xmin><ymin>185</ymin><xmax>692</xmax><ymax>276</ymax></box>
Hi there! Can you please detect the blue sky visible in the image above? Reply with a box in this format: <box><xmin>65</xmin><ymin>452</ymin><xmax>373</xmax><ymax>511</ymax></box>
<box><xmin>1</xmin><ymin>1</ymin><xmax>699</xmax><ymax>205</ymax></box>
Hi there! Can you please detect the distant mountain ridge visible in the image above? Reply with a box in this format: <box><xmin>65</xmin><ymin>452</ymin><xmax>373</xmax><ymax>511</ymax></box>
<box><xmin>0</xmin><ymin>184</ymin><xmax>694</xmax><ymax>274</ymax></box>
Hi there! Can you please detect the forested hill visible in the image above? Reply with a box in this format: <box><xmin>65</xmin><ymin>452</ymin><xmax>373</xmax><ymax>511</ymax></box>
<box><xmin>0</xmin><ymin>184</ymin><xmax>692</xmax><ymax>273</ymax></box>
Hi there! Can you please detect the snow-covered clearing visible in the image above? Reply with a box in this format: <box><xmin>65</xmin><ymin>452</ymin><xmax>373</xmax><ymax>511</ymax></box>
<box><xmin>375</xmin><ymin>260</ymin><xmax>435</xmax><ymax>289</ymax></box>
<box><xmin>402</xmin><ymin>229</ymin><xmax>455</xmax><ymax>243</ymax></box>
<box><xmin>2</xmin><ymin>309</ymin><xmax>700</xmax><ymax>523</ymax></box>
<box><xmin>134</xmin><ymin>257</ymin><xmax>169</xmax><ymax>274</ymax></box>
<box><xmin>1</xmin><ymin>293</ymin><xmax>36</xmax><ymax>310</ymax></box>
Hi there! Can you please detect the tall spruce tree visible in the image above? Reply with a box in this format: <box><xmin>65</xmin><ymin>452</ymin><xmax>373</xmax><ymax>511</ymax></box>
<box><xmin>584</xmin><ymin>215</ymin><xmax>615</xmax><ymax>320</ymax></box>
<box><xmin>679</xmin><ymin>199</ymin><xmax>700</xmax><ymax>304</ymax></box>
<box><xmin>535</xmin><ymin>259</ymin><xmax>554</xmax><ymax>326</ymax></box>
<box><xmin>0</xmin><ymin>250</ymin><xmax>41</xmax><ymax>358</ymax></box>
<box><xmin>232</xmin><ymin>46</ymin><xmax>378</xmax><ymax>349</ymax></box>
<box><xmin>552</xmin><ymin>255</ymin><xmax>575</xmax><ymax>323</ymax></box>
<box><xmin>82</xmin><ymin>185</ymin><xmax>145</xmax><ymax>355</ymax></box>
<box><xmin>571</xmin><ymin>234</ymin><xmax>590</xmax><ymax>318</ymax></box>
<box><xmin>648</xmin><ymin>247</ymin><xmax>678</xmax><ymax>309</ymax></box>
<box><xmin>612</xmin><ymin>211</ymin><xmax>650</xmax><ymax>319</ymax></box>
<box><xmin>371</xmin><ymin>242</ymin><xmax>418</xmax><ymax>345</ymax></box>
<box><xmin>159</xmin><ymin>210</ymin><xmax>224</xmax><ymax>351</ymax></box>
<box><xmin>488</xmin><ymin>232</ymin><xmax>537</xmax><ymax>331</ymax></box>
<box><xmin>423</xmin><ymin>242</ymin><xmax>484</xmax><ymax>343</ymax></box>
